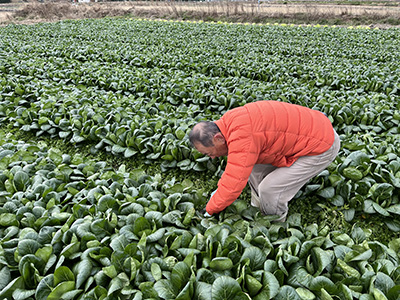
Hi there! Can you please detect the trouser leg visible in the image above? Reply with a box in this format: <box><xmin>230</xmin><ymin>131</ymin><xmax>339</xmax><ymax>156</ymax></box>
<box><xmin>248</xmin><ymin>164</ymin><xmax>277</xmax><ymax>208</ymax></box>
<box><xmin>249</xmin><ymin>131</ymin><xmax>341</xmax><ymax>222</ymax></box>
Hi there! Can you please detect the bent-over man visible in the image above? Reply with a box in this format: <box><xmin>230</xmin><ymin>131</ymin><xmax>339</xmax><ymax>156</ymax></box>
<box><xmin>189</xmin><ymin>100</ymin><xmax>340</xmax><ymax>222</ymax></box>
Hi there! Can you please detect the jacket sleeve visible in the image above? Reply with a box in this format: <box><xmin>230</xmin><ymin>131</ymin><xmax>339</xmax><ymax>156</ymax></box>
<box><xmin>205</xmin><ymin>133</ymin><xmax>260</xmax><ymax>215</ymax></box>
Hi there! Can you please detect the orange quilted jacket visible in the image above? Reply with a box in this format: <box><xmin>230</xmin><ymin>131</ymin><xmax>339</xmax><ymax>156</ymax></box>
<box><xmin>206</xmin><ymin>101</ymin><xmax>335</xmax><ymax>215</ymax></box>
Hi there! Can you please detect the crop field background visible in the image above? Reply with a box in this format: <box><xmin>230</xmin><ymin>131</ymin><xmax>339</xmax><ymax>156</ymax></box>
<box><xmin>0</xmin><ymin>8</ymin><xmax>400</xmax><ymax>300</ymax></box>
<box><xmin>1</xmin><ymin>0</ymin><xmax>400</xmax><ymax>27</ymax></box>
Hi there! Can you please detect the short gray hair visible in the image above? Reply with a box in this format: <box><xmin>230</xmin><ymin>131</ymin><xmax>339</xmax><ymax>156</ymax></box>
<box><xmin>189</xmin><ymin>121</ymin><xmax>221</xmax><ymax>147</ymax></box>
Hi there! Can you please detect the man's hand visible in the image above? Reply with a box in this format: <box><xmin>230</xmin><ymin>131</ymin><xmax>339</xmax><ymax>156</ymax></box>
<box><xmin>204</xmin><ymin>211</ymin><xmax>212</xmax><ymax>217</ymax></box>
<box><xmin>197</xmin><ymin>189</ymin><xmax>217</xmax><ymax>217</ymax></box>
<box><xmin>199</xmin><ymin>208</ymin><xmax>212</xmax><ymax>217</ymax></box>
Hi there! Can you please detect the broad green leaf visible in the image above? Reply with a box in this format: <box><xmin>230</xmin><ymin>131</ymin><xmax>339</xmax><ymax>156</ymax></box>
<box><xmin>245</xmin><ymin>274</ymin><xmax>262</xmax><ymax>297</ymax></box>
<box><xmin>13</xmin><ymin>171</ymin><xmax>30</xmax><ymax>191</ymax></box>
<box><xmin>35</xmin><ymin>275</ymin><xmax>54</xmax><ymax>300</ymax></box>
<box><xmin>372</xmin><ymin>288</ymin><xmax>389</xmax><ymax>300</ymax></box>
<box><xmin>47</xmin><ymin>281</ymin><xmax>75</xmax><ymax>300</ymax></box>
<box><xmin>240</xmin><ymin>246</ymin><xmax>266</xmax><ymax>271</ymax></box>
<box><xmin>171</xmin><ymin>262</ymin><xmax>190</xmax><ymax>291</ymax></box>
<box><xmin>275</xmin><ymin>285</ymin><xmax>301</xmax><ymax>300</ymax></box>
<box><xmin>387</xmin><ymin>204</ymin><xmax>400</xmax><ymax>215</ymax></box>
<box><xmin>309</xmin><ymin>276</ymin><xmax>337</xmax><ymax>294</ymax></box>
<box><xmin>211</xmin><ymin>276</ymin><xmax>246</xmax><ymax>300</ymax></box>
<box><xmin>108</xmin><ymin>276</ymin><xmax>124</xmax><ymax>296</ymax></box>
<box><xmin>210</xmin><ymin>257</ymin><xmax>233</xmax><ymax>271</ymax></box>
<box><xmin>312</xmin><ymin>247</ymin><xmax>332</xmax><ymax>276</ymax></box>
<box><xmin>0</xmin><ymin>266</ymin><xmax>12</xmax><ymax>290</ymax></box>
<box><xmin>75</xmin><ymin>259</ymin><xmax>92</xmax><ymax>289</ymax></box>
<box><xmin>154</xmin><ymin>279</ymin><xmax>177</xmax><ymax>299</ymax></box>
<box><xmin>254</xmin><ymin>271</ymin><xmax>279</xmax><ymax>300</ymax></box>
<box><xmin>320</xmin><ymin>288</ymin><xmax>334</xmax><ymax>300</ymax></box>
<box><xmin>295</xmin><ymin>267</ymin><xmax>313</xmax><ymax>288</ymax></box>
<box><xmin>176</xmin><ymin>280</ymin><xmax>193</xmax><ymax>300</ymax></box>
<box><xmin>337</xmin><ymin>259</ymin><xmax>360</xmax><ymax>279</ymax></box>
<box><xmin>110</xmin><ymin>234</ymin><xmax>129</xmax><ymax>252</ymax></box>
<box><xmin>372</xmin><ymin>202</ymin><xmax>390</xmax><ymax>217</ymax></box>
<box><xmin>387</xmin><ymin>285</ymin><xmax>400</xmax><ymax>300</ymax></box>
<box><xmin>18</xmin><ymin>239</ymin><xmax>41</xmax><ymax>257</ymax></box>
<box><xmin>0</xmin><ymin>213</ymin><xmax>18</xmax><ymax>226</ymax></box>
<box><xmin>194</xmin><ymin>282</ymin><xmax>212</xmax><ymax>300</ymax></box>
<box><xmin>12</xmin><ymin>289</ymin><xmax>36</xmax><ymax>300</ymax></box>
<box><xmin>344</xmin><ymin>249</ymin><xmax>372</xmax><ymax>262</ymax></box>
<box><xmin>0</xmin><ymin>276</ymin><xmax>24</xmax><ymax>299</ymax></box>
<box><xmin>151</xmin><ymin>263</ymin><xmax>162</xmax><ymax>281</ymax></box>
<box><xmin>133</xmin><ymin>217</ymin><xmax>152</xmax><ymax>236</ymax></box>
<box><xmin>54</xmin><ymin>266</ymin><xmax>75</xmax><ymax>286</ymax></box>
<box><xmin>296</xmin><ymin>287</ymin><xmax>316</xmax><ymax>300</ymax></box>
<box><xmin>374</xmin><ymin>272</ymin><xmax>395</xmax><ymax>295</ymax></box>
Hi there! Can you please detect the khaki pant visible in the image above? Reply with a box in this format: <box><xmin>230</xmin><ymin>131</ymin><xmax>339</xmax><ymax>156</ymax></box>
<box><xmin>248</xmin><ymin>130</ymin><xmax>341</xmax><ymax>222</ymax></box>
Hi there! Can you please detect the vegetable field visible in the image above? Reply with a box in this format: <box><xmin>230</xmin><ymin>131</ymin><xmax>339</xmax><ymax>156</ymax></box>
<box><xmin>0</xmin><ymin>18</ymin><xmax>399</xmax><ymax>299</ymax></box>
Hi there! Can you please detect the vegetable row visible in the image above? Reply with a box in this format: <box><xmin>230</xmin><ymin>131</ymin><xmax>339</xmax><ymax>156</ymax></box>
<box><xmin>0</xmin><ymin>136</ymin><xmax>399</xmax><ymax>300</ymax></box>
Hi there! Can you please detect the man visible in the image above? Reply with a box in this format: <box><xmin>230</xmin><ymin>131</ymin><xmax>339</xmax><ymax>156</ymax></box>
<box><xmin>189</xmin><ymin>100</ymin><xmax>340</xmax><ymax>222</ymax></box>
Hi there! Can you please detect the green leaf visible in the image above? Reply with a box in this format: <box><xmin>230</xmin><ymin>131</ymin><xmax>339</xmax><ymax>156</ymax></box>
<box><xmin>343</xmin><ymin>167</ymin><xmax>363</xmax><ymax>181</ymax></box>
<box><xmin>133</xmin><ymin>217</ymin><xmax>152</xmax><ymax>236</ymax></box>
<box><xmin>309</xmin><ymin>276</ymin><xmax>337</xmax><ymax>294</ymax></box>
<box><xmin>13</xmin><ymin>171</ymin><xmax>30</xmax><ymax>191</ymax></box>
<box><xmin>151</xmin><ymin>263</ymin><xmax>162</xmax><ymax>281</ymax></box>
<box><xmin>210</xmin><ymin>257</ymin><xmax>234</xmax><ymax>271</ymax></box>
<box><xmin>18</xmin><ymin>239</ymin><xmax>41</xmax><ymax>256</ymax></box>
<box><xmin>211</xmin><ymin>276</ymin><xmax>246</xmax><ymax>300</ymax></box>
<box><xmin>240</xmin><ymin>246</ymin><xmax>266</xmax><ymax>271</ymax></box>
<box><xmin>108</xmin><ymin>276</ymin><xmax>124</xmax><ymax>296</ymax></box>
<box><xmin>75</xmin><ymin>259</ymin><xmax>92</xmax><ymax>289</ymax></box>
<box><xmin>245</xmin><ymin>274</ymin><xmax>263</xmax><ymax>297</ymax></box>
<box><xmin>154</xmin><ymin>279</ymin><xmax>177</xmax><ymax>299</ymax></box>
<box><xmin>35</xmin><ymin>275</ymin><xmax>54</xmax><ymax>300</ymax></box>
<box><xmin>12</xmin><ymin>289</ymin><xmax>36</xmax><ymax>300</ymax></box>
<box><xmin>254</xmin><ymin>272</ymin><xmax>280</xmax><ymax>300</ymax></box>
<box><xmin>312</xmin><ymin>247</ymin><xmax>332</xmax><ymax>276</ymax></box>
<box><xmin>387</xmin><ymin>204</ymin><xmax>400</xmax><ymax>215</ymax></box>
<box><xmin>275</xmin><ymin>285</ymin><xmax>301</xmax><ymax>300</ymax></box>
<box><xmin>0</xmin><ymin>266</ymin><xmax>12</xmax><ymax>290</ymax></box>
<box><xmin>112</xmin><ymin>144</ymin><xmax>126</xmax><ymax>153</ymax></box>
<box><xmin>110</xmin><ymin>234</ymin><xmax>129</xmax><ymax>252</ymax></box>
<box><xmin>176</xmin><ymin>280</ymin><xmax>193</xmax><ymax>300</ymax></box>
<box><xmin>336</xmin><ymin>259</ymin><xmax>360</xmax><ymax>279</ymax></box>
<box><xmin>387</xmin><ymin>285</ymin><xmax>400</xmax><ymax>300</ymax></box>
<box><xmin>0</xmin><ymin>213</ymin><xmax>18</xmax><ymax>226</ymax></box>
<box><xmin>374</xmin><ymin>272</ymin><xmax>395</xmax><ymax>295</ymax></box>
<box><xmin>372</xmin><ymin>288</ymin><xmax>389</xmax><ymax>300</ymax></box>
<box><xmin>175</xmin><ymin>128</ymin><xmax>186</xmax><ymax>140</ymax></box>
<box><xmin>47</xmin><ymin>281</ymin><xmax>75</xmax><ymax>300</ymax></box>
<box><xmin>296</xmin><ymin>287</ymin><xmax>316</xmax><ymax>300</ymax></box>
<box><xmin>54</xmin><ymin>266</ymin><xmax>75</xmax><ymax>286</ymax></box>
<box><xmin>344</xmin><ymin>249</ymin><xmax>372</xmax><ymax>262</ymax></box>
<box><xmin>48</xmin><ymin>148</ymin><xmax>63</xmax><ymax>165</ymax></box>
<box><xmin>124</xmin><ymin>147</ymin><xmax>138</xmax><ymax>158</ymax></box>
<box><xmin>194</xmin><ymin>282</ymin><xmax>212</xmax><ymax>300</ymax></box>
<box><xmin>372</xmin><ymin>202</ymin><xmax>390</xmax><ymax>217</ymax></box>
<box><xmin>317</xmin><ymin>187</ymin><xmax>335</xmax><ymax>199</ymax></box>
<box><xmin>171</xmin><ymin>262</ymin><xmax>190</xmax><ymax>291</ymax></box>
<box><xmin>0</xmin><ymin>276</ymin><xmax>24</xmax><ymax>299</ymax></box>
<box><xmin>320</xmin><ymin>288</ymin><xmax>334</xmax><ymax>300</ymax></box>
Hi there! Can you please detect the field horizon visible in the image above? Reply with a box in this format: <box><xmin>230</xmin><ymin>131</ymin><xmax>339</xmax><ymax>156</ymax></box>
<box><xmin>1</xmin><ymin>0</ymin><xmax>400</xmax><ymax>27</ymax></box>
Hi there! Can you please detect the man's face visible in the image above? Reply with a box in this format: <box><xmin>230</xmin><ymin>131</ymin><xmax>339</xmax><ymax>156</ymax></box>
<box><xmin>194</xmin><ymin>134</ymin><xmax>228</xmax><ymax>159</ymax></box>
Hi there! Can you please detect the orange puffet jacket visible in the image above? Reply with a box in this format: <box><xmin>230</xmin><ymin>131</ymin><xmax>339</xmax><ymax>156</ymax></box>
<box><xmin>206</xmin><ymin>100</ymin><xmax>335</xmax><ymax>215</ymax></box>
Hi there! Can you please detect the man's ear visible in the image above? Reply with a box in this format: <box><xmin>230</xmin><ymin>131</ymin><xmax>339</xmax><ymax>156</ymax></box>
<box><xmin>213</xmin><ymin>133</ymin><xmax>226</xmax><ymax>145</ymax></box>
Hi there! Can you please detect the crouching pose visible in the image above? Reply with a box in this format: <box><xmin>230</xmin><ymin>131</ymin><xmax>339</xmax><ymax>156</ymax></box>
<box><xmin>189</xmin><ymin>100</ymin><xmax>340</xmax><ymax>222</ymax></box>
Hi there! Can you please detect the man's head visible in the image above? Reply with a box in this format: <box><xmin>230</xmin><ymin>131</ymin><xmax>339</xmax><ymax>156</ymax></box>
<box><xmin>189</xmin><ymin>121</ymin><xmax>228</xmax><ymax>159</ymax></box>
